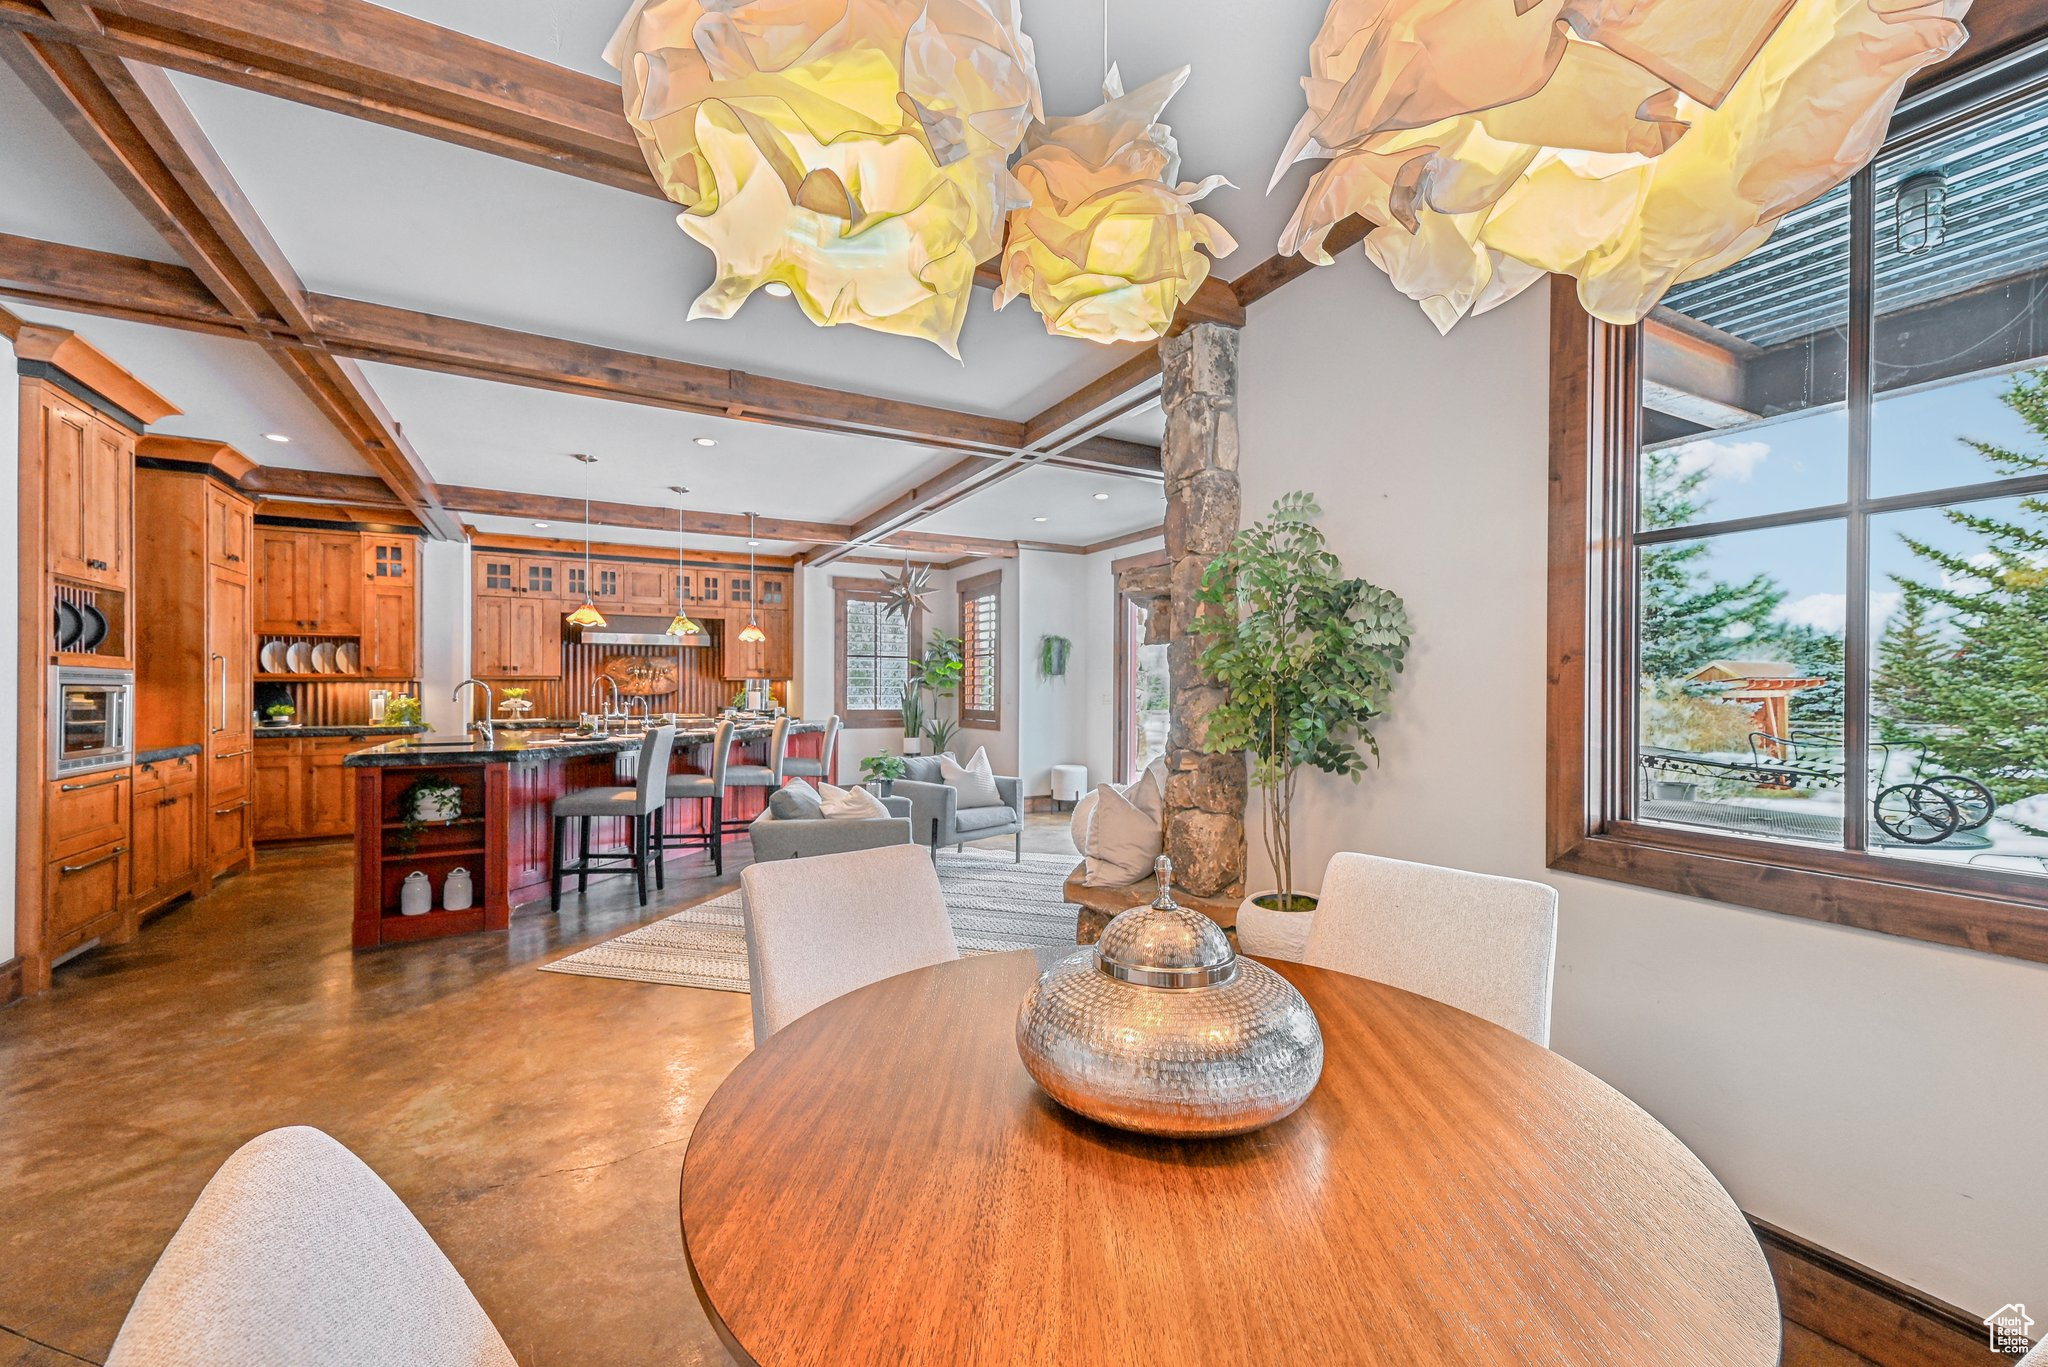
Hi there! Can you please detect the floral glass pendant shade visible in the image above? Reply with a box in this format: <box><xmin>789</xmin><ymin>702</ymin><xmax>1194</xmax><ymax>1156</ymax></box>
<box><xmin>738</xmin><ymin>512</ymin><xmax>767</xmax><ymax>644</ymax></box>
<box><xmin>997</xmin><ymin>64</ymin><xmax>1236</xmax><ymax>343</ymax></box>
<box><xmin>605</xmin><ymin>0</ymin><xmax>1041</xmax><ymax>357</ymax></box>
<box><xmin>666</xmin><ymin>484</ymin><xmax>702</xmax><ymax>639</ymax></box>
<box><xmin>566</xmin><ymin>453</ymin><xmax>607</xmax><ymax>630</ymax></box>
<box><xmin>1271</xmin><ymin>0</ymin><xmax>1971</xmax><ymax>332</ymax></box>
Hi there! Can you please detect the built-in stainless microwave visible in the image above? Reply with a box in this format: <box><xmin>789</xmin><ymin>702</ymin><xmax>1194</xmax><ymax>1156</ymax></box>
<box><xmin>51</xmin><ymin>666</ymin><xmax>133</xmax><ymax>776</ymax></box>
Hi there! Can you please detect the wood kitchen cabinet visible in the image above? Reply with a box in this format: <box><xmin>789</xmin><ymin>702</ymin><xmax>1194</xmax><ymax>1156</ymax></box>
<box><xmin>132</xmin><ymin>755</ymin><xmax>201</xmax><ymax>916</ymax></box>
<box><xmin>474</xmin><ymin>594</ymin><xmax>562</xmax><ymax>677</ymax></box>
<box><xmin>721</xmin><ymin>606</ymin><xmax>791</xmax><ymax>681</ymax></box>
<box><xmin>41</xmin><ymin>388</ymin><xmax>132</xmax><ymax>590</ymax></box>
<box><xmin>208</xmin><ymin>483</ymin><xmax>252</xmax><ymax>571</ymax></box>
<box><xmin>254</xmin><ymin>736</ymin><xmax>367</xmax><ymax>841</ymax></box>
<box><xmin>255</xmin><ymin>528</ymin><xmax>364</xmax><ymax>634</ymax></box>
<box><xmin>361</xmin><ymin>537</ymin><xmax>419</xmax><ymax>678</ymax></box>
<box><xmin>620</xmin><ymin>563</ymin><xmax>670</xmax><ymax>612</ymax></box>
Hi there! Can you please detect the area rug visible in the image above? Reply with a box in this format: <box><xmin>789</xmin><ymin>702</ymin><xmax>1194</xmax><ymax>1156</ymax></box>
<box><xmin>539</xmin><ymin>849</ymin><xmax>1079</xmax><ymax>992</ymax></box>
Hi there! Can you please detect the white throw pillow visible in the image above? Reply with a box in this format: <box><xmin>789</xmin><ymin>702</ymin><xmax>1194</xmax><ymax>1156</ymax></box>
<box><xmin>1083</xmin><ymin>780</ymin><xmax>1164</xmax><ymax>886</ymax></box>
<box><xmin>1070</xmin><ymin>760</ymin><xmax>1168</xmax><ymax>852</ymax></box>
<box><xmin>816</xmin><ymin>782</ymin><xmax>889</xmax><ymax>820</ymax></box>
<box><xmin>940</xmin><ymin>746</ymin><xmax>1003</xmax><ymax>809</ymax></box>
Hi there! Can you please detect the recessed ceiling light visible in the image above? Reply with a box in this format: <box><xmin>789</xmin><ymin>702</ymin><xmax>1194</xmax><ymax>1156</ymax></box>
<box><xmin>748</xmin><ymin>539</ymin><xmax>761</xmax><ymax>546</ymax></box>
<box><xmin>764</xmin><ymin>282</ymin><xmax>793</xmax><ymax>298</ymax></box>
<box><xmin>1033</xmin><ymin>516</ymin><xmax>1049</xmax><ymax>523</ymax></box>
<box><xmin>533</xmin><ymin>521</ymin><xmax>551</xmax><ymax>529</ymax></box>
<box><xmin>693</xmin><ymin>436</ymin><xmax>717</xmax><ymax>447</ymax></box>
<box><xmin>1093</xmin><ymin>492</ymin><xmax>1109</xmax><ymax>500</ymax></box>
<box><xmin>262</xmin><ymin>432</ymin><xmax>291</xmax><ymax>443</ymax></box>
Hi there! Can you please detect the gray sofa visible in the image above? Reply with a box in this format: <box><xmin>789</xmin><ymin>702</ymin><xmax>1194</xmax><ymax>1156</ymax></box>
<box><xmin>893</xmin><ymin>755</ymin><xmax>1024</xmax><ymax>861</ymax></box>
<box><xmin>748</xmin><ymin>792</ymin><xmax>913</xmax><ymax>861</ymax></box>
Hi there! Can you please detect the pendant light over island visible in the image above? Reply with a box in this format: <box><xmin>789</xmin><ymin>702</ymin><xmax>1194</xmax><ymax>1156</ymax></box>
<box><xmin>666</xmin><ymin>484</ymin><xmax>703</xmax><ymax>640</ymax></box>
<box><xmin>564</xmin><ymin>453</ymin><xmax>607</xmax><ymax>630</ymax></box>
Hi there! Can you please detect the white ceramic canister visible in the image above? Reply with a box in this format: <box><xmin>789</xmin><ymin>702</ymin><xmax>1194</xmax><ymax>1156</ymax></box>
<box><xmin>443</xmin><ymin>867</ymin><xmax>474</xmax><ymax>911</ymax></box>
<box><xmin>400</xmin><ymin>870</ymin><xmax>433</xmax><ymax>916</ymax></box>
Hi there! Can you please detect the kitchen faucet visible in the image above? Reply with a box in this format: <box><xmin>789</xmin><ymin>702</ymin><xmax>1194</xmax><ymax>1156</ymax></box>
<box><xmin>599</xmin><ymin>675</ymin><xmax>623</xmax><ymax>721</ymax></box>
<box><xmin>452</xmin><ymin>678</ymin><xmax>494</xmax><ymax>742</ymax></box>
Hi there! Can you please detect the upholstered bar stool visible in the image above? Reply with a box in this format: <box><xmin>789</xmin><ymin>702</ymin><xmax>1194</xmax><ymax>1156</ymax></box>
<box><xmin>779</xmin><ymin>714</ymin><xmax>842</xmax><ymax>790</ymax></box>
<box><xmin>720</xmin><ymin>716</ymin><xmax>791</xmax><ymax>838</ymax></box>
<box><xmin>549</xmin><ymin>724</ymin><xmax>676</xmax><ymax>911</ymax></box>
<box><xmin>659</xmin><ymin>719</ymin><xmax>734</xmax><ymax>876</ymax></box>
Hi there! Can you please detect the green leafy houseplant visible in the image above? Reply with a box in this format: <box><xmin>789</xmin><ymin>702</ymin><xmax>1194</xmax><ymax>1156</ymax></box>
<box><xmin>898</xmin><ymin>682</ymin><xmax>925</xmax><ymax>742</ymax></box>
<box><xmin>383</xmin><ymin>694</ymin><xmax>423</xmax><ymax>729</ymax></box>
<box><xmin>393</xmin><ymin>774</ymin><xmax>463</xmax><ymax>854</ymax></box>
<box><xmin>1038</xmin><ymin>634</ymin><xmax>1072</xmax><ymax>680</ymax></box>
<box><xmin>1193</xmin><ymin>492</ymin><xmax>1413</xmax><ymax>912</ymax></box>
<box><xmin>263</xmin><ymin>702</ymin><xmax>295</xmax><ymax>725</ymax></box>
<box><xmin>860</xmin><ymin>753</ymin><xmax>907</xmax><ymax>793</ymax></box>
<box><xmin>913</xmin><ymin>633</ymin><xmax>964</xmax><ymax>754</ymax></box>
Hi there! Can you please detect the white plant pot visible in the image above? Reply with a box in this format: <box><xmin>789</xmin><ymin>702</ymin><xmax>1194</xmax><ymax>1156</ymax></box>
<box><xmin>902</xmin><ymin>737</ymin><xmax>924</xmax><ymax>755</ymax></box>
<box><xmin>1235</xmin><ymin>891</ymin><xmax>1317</xmax><ymax>962</ymax></box>
<box><xmin>411</xmin><ymin>787</ymin><xmax>462</xmax><ymax>825</ymax></box>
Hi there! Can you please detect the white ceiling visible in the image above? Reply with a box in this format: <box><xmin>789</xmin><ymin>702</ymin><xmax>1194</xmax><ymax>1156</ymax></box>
<box><xmin>4</xmin><ymin>0</ymin><xmax>1336</xmax><ymax>548</ymax></box>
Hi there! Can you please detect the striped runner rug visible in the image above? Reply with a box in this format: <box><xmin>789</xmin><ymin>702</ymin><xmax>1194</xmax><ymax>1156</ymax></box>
<box><xmin>539</xmin><ymin>848</ymin><xmax>1080</xmax><ymax>993</ymax></box>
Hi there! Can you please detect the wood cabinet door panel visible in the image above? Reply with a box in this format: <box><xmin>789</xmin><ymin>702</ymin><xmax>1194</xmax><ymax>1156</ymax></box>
<box><xmin>252</xmin><ymin>745</ymin><xmax>302</xmax><ymax>842</ymax></box>
<box><xmin>208</xmin><ymin>570</ymin><xmax>252</xmax><ymax>744</ymax></box>
<box><xmin>210</xmin><ymin>745</ymin><xmax>252</xmax><ymax>803</ymax></box>
<box><xmin>84</xmin><ymin>418</ymin><xmax>132</xmax><ymax>586</ymax></box>
<box><xmin>304</xmin><ymin>533</ymin><xmax>364</xmax><ymax>634</ymax></box>
<box><xmin>306</xmin><ymin>751</ymin><xmax>355</xmax><ymax>837</ymax></box>
<box><xmin>42</xmin><ymin>396</ymin><xmax>94</xmax><ymax>583</ymax></box>
<box><xmin>209</xmin><ymin>799</ymin><xmax>252</xmax><ymax>873</ymax></box>
<box><xmin>519</xmin><ymin>556</ymin><xmax>560</xmax><ymax>599</ymax></box>
<box><xmin>155</xmin><ymin>788</ymin><xmax>201</xmax><ymax>891</ymax></box>
<box><xmin>363</xmin><ymin>582</ymin><xmax>417</xmax><ymax>679</ymax></box>
<box><xmin>366</xmin><ymin>537</ymin><xmax>414</xmax><ymax>584</ymax></box>
<box><xmin>477</xmin><ymin>553</ymin><xmax>520</xmax><ymax>596</ymax></box>
<box><xmin>621</xmin><ymin>563</ymin><xmax>668</xmax><ymax>611</ymax></box>
<box><xmin>254</xmin><ymin>530</ymin><xmax>303</xmax><ymax>632</ymax></box>
<box><xmin>49</xmin><ymin>772</ymin><xmax>131</xmax><ymax>861</ymax></box>
<box><xmin>208</xmin><ymin>486</ymin><xmax>253</xmax><ymax>573</ymax></box>
<box><xmin>48</xmin><ymin>846</ymin><xmax>128</xmax><ymax>943</ymax></box>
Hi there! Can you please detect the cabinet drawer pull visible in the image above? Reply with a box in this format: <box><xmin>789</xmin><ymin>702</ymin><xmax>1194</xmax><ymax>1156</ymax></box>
<box><xmin>61</xmin><ymin>847</ymin><xmax>125</xmax><ymax>874</ymax></box>
<box><xmin>226</xmin><ymin>553</ymin><xmax>242</xmax><ymax>563</ymax></box>
<box><xmin>59</xmin><ymin>775</ymin><xmax>126</xmax><ymax>792</ymax></box>
<box><xmin>213</xmin><ymin>799</ymin><xmax>252</xmax><ymax>816</ymax></box>
<box><xmin>86</xmin><ymin>558</ymin><xmax>108</xmax><ymax>571</ymax></box>
<box><xmin>214</xmin><ymin>747</ymin><xmax>251</xmax><ymax>760</ymax></box>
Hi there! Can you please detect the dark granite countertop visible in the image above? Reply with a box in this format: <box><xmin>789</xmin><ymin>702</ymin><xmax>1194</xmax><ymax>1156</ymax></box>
<box><xmin>255</xmin><ymin>725</ymin><xmax>429</xmax><ymax>739</ymax></box>
<box><xmin>135</xmin><ymin>744</ymin><xmax>202</xmax><ymax>764</ymax></box>
<box><xmin>344</xmin><ymin>718</ymin><xmax>820</xmax><ymax>768</ymax></box>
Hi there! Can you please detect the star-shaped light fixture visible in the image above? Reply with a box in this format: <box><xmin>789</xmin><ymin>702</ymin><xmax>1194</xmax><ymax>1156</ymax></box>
<box><xmin>882</xmin><ymin>558</ymin><xmax>933</xmax><ymax>619</ymax></box>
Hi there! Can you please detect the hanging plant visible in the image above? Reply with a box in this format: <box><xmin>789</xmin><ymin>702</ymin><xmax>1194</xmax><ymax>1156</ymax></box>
<box><xmin>1037</xmin><ymin>634</ymin><xmax>1072</xmax><ymax>680</ymax></box>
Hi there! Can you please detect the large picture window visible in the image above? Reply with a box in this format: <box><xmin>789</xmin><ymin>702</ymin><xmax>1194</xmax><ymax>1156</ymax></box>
<box><xmin>1550</xmin><ymin>52</ymin><xmax>2048</xmax><ymax>963</ymax></box>
<box><xmin>958</xmin><ymin>571</ymin><xmax>1001</xmax><ymax>728</ymax></box>
<box><xmin>836</xmin><ymin>579</ymin><xmax>918</xmax><ymax>727</ymax></box>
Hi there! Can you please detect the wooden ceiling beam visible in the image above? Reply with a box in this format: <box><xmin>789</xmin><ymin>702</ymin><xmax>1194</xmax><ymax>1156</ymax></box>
<box><xmin>1</xmin><ymin>31</ymin><xmax>463</xmax><ymax>537</ymax></box>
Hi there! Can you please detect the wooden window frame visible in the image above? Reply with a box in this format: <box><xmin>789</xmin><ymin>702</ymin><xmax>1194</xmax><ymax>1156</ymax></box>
<box><xmin>1547</xmin><ymin>276</ymin><xmax>2048</xmax><ymax>966</ymax></box>
<box><xmin>1112</xmin><ymin>548</ymin><xmax>1169</xmax><ymax>784</ymax></box>
<box><xmin>957</xmin><ymin>570</ymin><xmax>1002</xmax><ymax>730</ymax></box>
<box><xmin>835</xmin><ymin>577</ymin><xmax>922</xmax><ymax>728</ymax></box>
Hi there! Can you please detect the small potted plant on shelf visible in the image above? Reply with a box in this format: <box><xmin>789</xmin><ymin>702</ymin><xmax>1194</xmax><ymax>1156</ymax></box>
<box><xmin>499</xmin><ymin>686</ymin><xmax>534</xmax><ymax>718</ymax></box>
<box><xmin>1194</xmin><ymin>492</ymin><xmax>1413</xmax><ymax>960</ymax></box>
<box><xmin>391</xmin><ymin>774</ymin><xmax>463</xmax><ymax>855</ymax></box>
<box><xmin>383</xmin><ymin>694</ymin><xmax>423</xmax><ymax>729</ymax></box>
<box><xmin>261</xmin><ymin>701</ymin><xmax>296</xmax><ymax>728</ymax></box>
<box><xmin>860</xmin><ymin>753</ymin><xmax>907</xmax><ymax>797</ymax></box>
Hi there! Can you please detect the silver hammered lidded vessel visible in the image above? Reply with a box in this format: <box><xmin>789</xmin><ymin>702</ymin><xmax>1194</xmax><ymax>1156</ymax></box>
<box><xmin>1017</xmin><ymin>857</ymin><xmax>1324</xmax><ymax>1137</ymax></box>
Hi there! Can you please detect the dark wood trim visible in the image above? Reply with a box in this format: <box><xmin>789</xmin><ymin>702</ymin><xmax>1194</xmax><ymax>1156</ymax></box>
<box><xmin>10</xmin><ymin>319</ymin><xmax>179</xmax><ymax>422</ymax></box>
<box><xmin>833</xmin><ymin>578</ymin><xmax>922</xmax><ymax>730</ymax></box>
<box><xmin>1230</xmin><ymin>216</ymin><xmax>1376</xmax><ymax>309</ymax></box>
<box><xmin>14</xmin><ymin>359</ymin><xmax>146</xmax><ymax>432</ymax></box>
<box><xmin>471</xmin><ymin>530</ymin><xmax>795</xmax><ymax>573</ymax></box>
<box><xmin>1546</xmin><ymin>232</ymin><xmax>2048</xmax><ymax>966</ymax></box>
<box><xmin>957</xmin><ymin>569</ymin><xmax>1002</xmax><ymax>730</ymax></box>
<box><xmin>1751</xmin><ymin>1219</ymin><xmax>2003</xmax><ymax>1367</ymax></box>
<box><xmin>0</xmin><ymin>955</ymin><xmax>21</xmax><ymax>1007</ymax></box>
<box><xmin>1083</xmin><ymin>524</ymin><xmax>1165</xmax><ymax>556</ymax></box>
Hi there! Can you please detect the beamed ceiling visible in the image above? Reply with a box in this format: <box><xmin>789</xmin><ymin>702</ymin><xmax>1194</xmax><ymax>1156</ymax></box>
<box><xmin>3</xmin><ymin>0</ymin><xmax>2031</xmax><ymax>555</ymax></box>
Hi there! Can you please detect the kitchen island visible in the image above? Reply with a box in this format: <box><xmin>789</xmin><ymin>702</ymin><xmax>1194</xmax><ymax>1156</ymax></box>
<box><xmin>344</xmin><ymin>719</ymin><xmax>825</xmax><ymax>947</ymax></box>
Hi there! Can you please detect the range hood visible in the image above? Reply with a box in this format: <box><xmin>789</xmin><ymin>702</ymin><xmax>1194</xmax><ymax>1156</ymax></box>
<box><xmin>563</xmin><ymin>613</ymin><xmax>711</xmax><ymax>647</ymax></box>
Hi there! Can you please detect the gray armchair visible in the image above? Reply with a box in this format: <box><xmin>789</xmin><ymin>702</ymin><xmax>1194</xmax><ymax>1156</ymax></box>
<box><xmin>894</xmin><ymin>771</ymin><xmax>1024</xmax><ymax>861</ymax></box>
<box><xmin>748</xmin><ymin>795</ymin><xmax>913</xmax><ymax>861</ymax></box>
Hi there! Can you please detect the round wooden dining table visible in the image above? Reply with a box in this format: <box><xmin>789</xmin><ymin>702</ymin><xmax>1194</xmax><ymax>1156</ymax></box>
<box><xmin>679</xmin><ymin>950</ymin><xmax>1779</xmax><ymax>1366</ymax></box>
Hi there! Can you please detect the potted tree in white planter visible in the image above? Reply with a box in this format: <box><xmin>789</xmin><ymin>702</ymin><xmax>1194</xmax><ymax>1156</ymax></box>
<box><xmin>1194</xmin><ymin>492</ymin><xmax>1412</xmax><ymax>959</ymax></box>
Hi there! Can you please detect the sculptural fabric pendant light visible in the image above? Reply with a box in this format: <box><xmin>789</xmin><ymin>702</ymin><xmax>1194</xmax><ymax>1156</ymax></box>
<box><xmin>738</xmin><ymin>513</ymin><xmax>767</xmax><ymax>645</ymax></box>
<box><xmin>665</xmin><ymin>484</ymin><xmax>702</xmax><ymax>639</ymax></box>
<box><xmin>565</xmin><ymin>454</ymin><xmax>607</xmax><ymax>630</ymax></box>
<box><xmin>1271</xmin><ymin>0</ymin><xmax>1972</xmax><ymax>332</ymax></box>
<box><xmin>996</xmin><ymin>0</ymin><xmax>1235</xmax><ymax>343</ymax></box>
<box><xmin>604</xmin><ymin>0</ymin><xmax>1042</xmax><ymax>357</ymax></box>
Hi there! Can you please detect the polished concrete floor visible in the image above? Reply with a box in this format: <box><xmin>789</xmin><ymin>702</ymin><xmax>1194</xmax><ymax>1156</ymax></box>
<box><xmin>0</xmin><ymin>816</ymin><xmax>1075</xmax><ymax>1366</ymax></box>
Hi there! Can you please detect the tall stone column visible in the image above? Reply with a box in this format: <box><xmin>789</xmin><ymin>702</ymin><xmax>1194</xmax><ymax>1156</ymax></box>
<box><xmin>1159</xmin><ymin>322</ymin><xmax>1246</xmax><ymax>899</ymax></box>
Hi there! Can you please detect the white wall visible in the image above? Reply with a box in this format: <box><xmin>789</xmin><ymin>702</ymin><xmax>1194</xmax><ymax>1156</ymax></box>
<box><xmin>1238</xmin><ymin>262</ymin><xmax>2048</xmax><ymax>1316</ymax></box>
<box><xmin>1017</xmin><ymin>548</ymin><xmax>1088</xmax><ymax>796</ymax></box>
<box><xmin>418</xmin><ymin>538</ymin><xmax>470</xmax><ymax>733</ymax></box>
<box><xmin>1</xmin><ymin>335</ymin><xmax>17</xmax><ymax>965</ymax></box>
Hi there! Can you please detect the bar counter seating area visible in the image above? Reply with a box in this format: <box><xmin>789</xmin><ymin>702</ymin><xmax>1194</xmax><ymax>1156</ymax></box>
<box><xmin>3</xmin><ymin>1</ymin><xmax>2046</xmax><ymax>1365</ymax></box>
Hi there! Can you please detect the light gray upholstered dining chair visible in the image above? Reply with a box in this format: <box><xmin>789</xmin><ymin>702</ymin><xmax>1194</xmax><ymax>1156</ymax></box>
<box><xmin>738</xmin><ymin>843</ymin><xmax>958</xmax><ymax>1045</ymax></box>
<box><xmin>106</xmin><ymin>1126</ymin><xmax>515</xmax><ymax>1367</ymax></box>
<box><xmin>719</xmin><ymin>715</ymin><xmax>790</xmax><ymax>838</ymax></box>
<box><xmin>549</xmin><ymin>724</ymin><xmax>675</xmax><ymax>910</ymax></box>
<box><xmin>1301</xmin><ymin>852</ymin><xmax>1559</xmax><ymax>1047</ymax></box>
<box><xmin>659</xmin><ymin>718</ymin><xmax>733</xmax><ymax>875</ymax></box>
<box><xmin>778</xmin><ymin>713</ymin><xmax>842</xmax><ymax>788</ymax></box>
